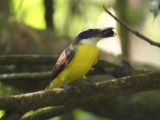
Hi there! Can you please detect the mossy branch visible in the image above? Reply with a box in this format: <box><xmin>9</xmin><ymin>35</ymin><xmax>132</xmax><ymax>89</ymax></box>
<box><xmin>0</xmin><ymin>71</ymin><xmax>160</xmax><ymax>113</ymax></box>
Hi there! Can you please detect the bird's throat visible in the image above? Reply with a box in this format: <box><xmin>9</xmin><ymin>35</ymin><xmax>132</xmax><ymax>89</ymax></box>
<box><xmin>79</xmin><ymin>38</ymin><xmax>99</xmax><ymax>46</ymax></box>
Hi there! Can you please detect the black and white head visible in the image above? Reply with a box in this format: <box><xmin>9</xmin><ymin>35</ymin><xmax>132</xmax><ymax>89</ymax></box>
<box><xmin>73</xmin><ymin>27</ymin><xmax>115</xmax><ymax>45</ymax></box>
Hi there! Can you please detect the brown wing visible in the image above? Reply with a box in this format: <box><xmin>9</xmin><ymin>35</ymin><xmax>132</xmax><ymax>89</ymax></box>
<box><xmin>50</xmin><ymin>44</ymin><xmax>75</xmax><ymax>81</ymax></box>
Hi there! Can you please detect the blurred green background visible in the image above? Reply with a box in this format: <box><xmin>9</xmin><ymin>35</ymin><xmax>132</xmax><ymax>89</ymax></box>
<box><xmin>1</xmin><ymin>0</ymin><xmax>160</xmax><ymax>120</ymax></box>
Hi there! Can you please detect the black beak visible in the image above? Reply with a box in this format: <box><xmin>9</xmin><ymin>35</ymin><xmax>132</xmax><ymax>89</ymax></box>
<box><xmin>97</xmin><ymin>27</ymin><xmax>115</xmax><ymax>38</ymax></box>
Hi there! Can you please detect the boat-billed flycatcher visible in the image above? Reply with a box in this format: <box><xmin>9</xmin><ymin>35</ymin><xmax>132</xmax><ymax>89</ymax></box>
<box><xmin>47</xmin><ymin>27</ymin><xmax>114</xmax><ymax>89</ymax></box>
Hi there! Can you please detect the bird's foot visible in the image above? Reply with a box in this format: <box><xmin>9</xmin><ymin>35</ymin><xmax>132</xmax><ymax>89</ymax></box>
<box><xmin>63</xmin><ymin>80</ymin><xmax>74</xmax><ymax>90</ymax></box>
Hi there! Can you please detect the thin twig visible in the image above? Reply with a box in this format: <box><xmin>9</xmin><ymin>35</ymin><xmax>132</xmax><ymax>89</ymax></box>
<box><xmin>103</xmin><ymin>6</ymin><xmax>160</xmax><ymax>47</ymax></box>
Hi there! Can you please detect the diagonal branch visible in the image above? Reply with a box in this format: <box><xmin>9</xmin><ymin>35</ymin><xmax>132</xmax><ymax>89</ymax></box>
<box><xmin>0</xmin><ymin>71</ymin><xmax>160</xmax><ymax>112</ymax></box>
<box><xmin>103</xmin><ymin>6</ymin><xmax>160</xmax><ymax>47</ymax></box>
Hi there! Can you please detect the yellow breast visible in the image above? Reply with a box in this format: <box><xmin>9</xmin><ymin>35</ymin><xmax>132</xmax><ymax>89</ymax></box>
<box><xmin>48</xmin><ymin>44</ymin><xmax>98</xmax><ymax>89</ymax></box>
<box><xmin>64</xmin><ymin>44</ymin><xmax>98</xmax><ymax>80</ymax></box>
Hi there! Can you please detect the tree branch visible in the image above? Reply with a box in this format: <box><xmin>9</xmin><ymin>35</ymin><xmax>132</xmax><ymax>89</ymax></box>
<box><xmin>0</xmin><ymin>72</ymin><xmax>51</xmax><ymax>91</ymax></box>
<box><xmin>0</xmin><ymin>72</ymin><xmax>51</xmax><ymax>82</ymax></box>
<box><xmin>1</xmin><ymin>110</ymin><xmax>24</xmax><ymax>120</ymax></box>
<box><xmin>21</xmin><ymin>105</ymin><xmax>78</xmax><ymax>120</ymax></box>
<box><xmin>0</xmin><ymin>55</ymin><xmax>145</xmax><ymax>78</ymax></box>
<box><xmin>0</xmin><ymin>55</ymin><xmax>145</xmax><ymax>91</ymax></box>
<box><xmin>103</xmin><ymin>6</ymin><xmax>160</xmax><ymax>47</ymax></box>
<box><xmin>0</xmin><ymin>55</ymin><xmax>58</xmax><ymax>65</ymax></box>
<box><xmin>0</xmin><ymin>71</ymin><xmax>159</xmax><ymax>113</ymax></box>
<box><xmin>0</xmin><ymin>60</ymin><xmax>145</xmax><ymax>84</ymax></box>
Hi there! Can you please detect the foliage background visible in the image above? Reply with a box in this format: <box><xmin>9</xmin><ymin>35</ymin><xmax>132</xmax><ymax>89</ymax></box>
<box><xmin>1</xmin><ymin>0</ymin><xmax>160</xmax><ymax>119</ymax></box>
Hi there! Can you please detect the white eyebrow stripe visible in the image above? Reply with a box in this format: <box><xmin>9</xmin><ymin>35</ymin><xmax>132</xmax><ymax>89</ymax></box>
<box><xmin>99</xmin><ymin>27</ymin><xmax>114</xmax><ymax>32</ymax></box>
<box><xmin>99</xmin><ymin>28</ymin><xmax>108</xmax><ymax>31</ymax></box>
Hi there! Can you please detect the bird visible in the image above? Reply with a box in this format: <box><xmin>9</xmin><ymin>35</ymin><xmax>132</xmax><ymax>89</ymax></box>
<box><xmin>47</xmin><ymin>27</ymin><xmax>115</xmax><ymax>89</ymax></box>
